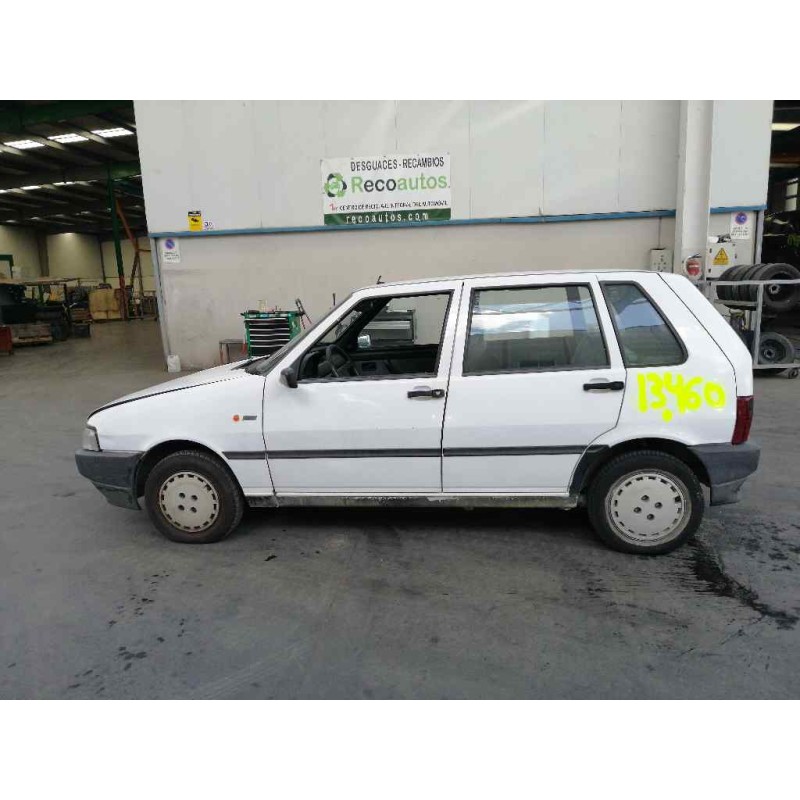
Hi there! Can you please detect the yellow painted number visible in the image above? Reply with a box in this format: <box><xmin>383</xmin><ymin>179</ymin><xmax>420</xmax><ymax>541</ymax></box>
<box><xmin>637</xmin><ymin>372</ymin><xmax>726</xmax><ymax>421</ymax></box>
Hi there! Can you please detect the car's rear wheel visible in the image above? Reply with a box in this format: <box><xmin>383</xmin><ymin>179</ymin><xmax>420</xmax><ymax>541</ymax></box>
<box><xmin>587</xmin><ymin>450</ymin><xmax>704</xmax><ymax>555</ymax></box>
<box><xmin>144</xmin><ymin>450</ymin><xmax>244</xmax><ymax>543</ymax></box>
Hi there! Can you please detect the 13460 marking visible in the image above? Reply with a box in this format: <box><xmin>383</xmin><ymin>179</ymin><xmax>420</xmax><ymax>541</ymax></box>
<box><xmin>637</xmin><ymin>372</ymin><xmax>726</xmax><ymax>421</ymax></box>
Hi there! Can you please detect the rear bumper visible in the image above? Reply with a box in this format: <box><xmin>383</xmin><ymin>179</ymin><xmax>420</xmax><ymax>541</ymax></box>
<box><xmin>75</xmin><ymin>449</ymin><xmax>143</xmax><ymax>510</ymax></box>
<box><xmin>689</xmin><ymin>442</ymin><xmax>760</xmax><ymax>506</ymax></box>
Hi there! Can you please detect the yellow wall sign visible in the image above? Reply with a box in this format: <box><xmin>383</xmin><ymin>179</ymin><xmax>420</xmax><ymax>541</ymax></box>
<box><xmin>188</xmin><ymin>210</ymin><xmax>203</xmax><ymax>231</ymax></box>
<box><xmin>637</xmin><ymin>372</ymin><xmax>726</xmax><ymax>422</ymax></box>
<box><xmin>713</xmin><ymin>249</ymin><xmax>729</xmax><ymax>266</ymax></box>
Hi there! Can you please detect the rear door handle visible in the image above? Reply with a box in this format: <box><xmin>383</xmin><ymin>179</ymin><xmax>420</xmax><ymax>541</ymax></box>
<box><xmin>407</xmin><ymin>386</ymin><xmax>445</xmax><ymax>399</ymax></box>
<box><xmin>583</xmin><ymin>380</ymin><xmax>625</xmax><ymax>392</ymax></box>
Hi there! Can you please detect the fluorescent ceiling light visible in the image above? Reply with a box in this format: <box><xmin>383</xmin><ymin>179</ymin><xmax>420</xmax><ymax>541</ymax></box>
<box><xmin>92</xmin><ymin>127</ymin><xmax>133</xmax><ymax>138</ymax></box>
<box><xmin>53</xmin><ymin>181</ymin><xmax>77</xmax><ymax>186</ymax></box>
<box><xmin>3</xmin><ymin>139</ymin><xmax>45</xmax><ymax>149</ymax></box>
<box><xmin>49</xmin><ymin>133</ymin><xmax>88</xmax><ymax>144</ymax></box>
<box><xmin>21</xmin><ymin>185</ymin><xmax>42</xmax><ymax>191</ymax></box>
<box><xmin>772</xmin><ymin>122</ymin><xmax>800</xmax><ymax>132</ymax></box>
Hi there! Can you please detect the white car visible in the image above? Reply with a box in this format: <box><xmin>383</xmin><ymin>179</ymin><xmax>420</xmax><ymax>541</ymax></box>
<box><xmin>76</xmin><ymin>270</ymin><xmax>759</xmax><ymax>555</ymax></box>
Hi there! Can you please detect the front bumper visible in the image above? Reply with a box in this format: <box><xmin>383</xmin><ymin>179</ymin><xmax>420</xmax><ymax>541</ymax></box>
<box><xmin>689</xmin><ymin>442</ymin><xmax>760</xmax><ymax>506</ymax></box>
<box><xmin>75</xmin><ymin>449</ymin><xmax>143</xmax><ymax>510</ymax></box>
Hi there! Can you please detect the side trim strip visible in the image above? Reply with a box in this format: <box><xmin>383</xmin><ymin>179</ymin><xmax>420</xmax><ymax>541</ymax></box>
<box><xmin>225</xmin><ymin>446</ymin><xmax>589</xmax><ymax>460</ymax></box>
<box><xmin>444</xmin><ymin>445</ymin><xmax>586</xmax><ymax>456</ymax></box>
<box><xmin>267</xmin><ymin>448</ymin><xmax>441</xmax><ymax>459</ymax></box>
<box><xmin>224</xmin><ymin>451</ymin><xmax>267</xmax><ymax>460</ymax></box>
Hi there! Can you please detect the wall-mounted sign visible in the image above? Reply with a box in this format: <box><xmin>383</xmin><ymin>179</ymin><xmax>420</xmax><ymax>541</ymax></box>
<box><xmin>730</xmin><ymin>210</ymin><xmax>752</xmax><ymax>240</ymax></box>
<box><xmin>188</xmin><ymin>210</ymin><xmax>203</xmax><ymax>231</ymax></box>
<box><xmin>160</xmin><ymin>237</ymin><xmax>181</xmax><ymax>264</ymax></box>
<box><xmin>321</xmin><ymin>154</ymin><xmax>451</xmax><ymax>226</ymax></box>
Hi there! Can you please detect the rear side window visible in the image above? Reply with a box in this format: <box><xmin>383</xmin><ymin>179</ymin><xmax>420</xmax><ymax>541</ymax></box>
<box><xmin>463</xmin><ymin>284</ymin><xmax>609</xmax><ymax>374</ymax></box>
<box><xmin>602</xmin><ymin>283</ymin><xmax>685</xmax><ymax>367</ymax></box>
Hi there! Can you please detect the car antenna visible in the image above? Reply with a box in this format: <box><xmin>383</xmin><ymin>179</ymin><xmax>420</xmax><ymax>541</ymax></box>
<box><xmin>376</xmin><ymin>275</ymin><xmax>384</xmax><ymax>284</ymax></box>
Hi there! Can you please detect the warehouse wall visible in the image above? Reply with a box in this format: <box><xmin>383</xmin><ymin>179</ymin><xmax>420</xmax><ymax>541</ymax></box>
<box><xmin>156</xmin><ymin>215</ymin><xmax>672</xmax><ymax>368</ymax></box>
<box><xmin>137</xmin><ymin>101</ymin><xmax>689</xmax><ymax>231</ymax></box>
<box><xmin>46</xmin><ymin>233</ymin><xmax>103</xmax><ymax>280</ymax></box>
<box><xmin>136</xmin><ymin>100</ymin><xmax>773</xmax><ymax>367</ymax></box>
<box><xmin>0</xmin><ymin>225</ymin><xmax>41</xmax><ymax>279</ymax></box>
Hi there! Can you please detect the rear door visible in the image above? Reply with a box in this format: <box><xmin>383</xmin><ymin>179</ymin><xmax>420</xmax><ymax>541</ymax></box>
<box><xmin>442</xmin><ymin>274</ymin><xmax>626</xmax><ymax>494</ymax></box>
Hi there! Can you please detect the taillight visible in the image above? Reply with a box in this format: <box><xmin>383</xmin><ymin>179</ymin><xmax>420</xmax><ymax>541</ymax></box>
<box><xmin>732</xmin><ymin>396</ymin><xmax>753</xmax><ymax>444</ymax></box>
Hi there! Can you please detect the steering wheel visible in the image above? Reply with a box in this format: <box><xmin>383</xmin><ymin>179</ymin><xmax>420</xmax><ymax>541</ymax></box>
<box><xmin>324</xmin><ymin>344</ymin><xmax>358</xmax><ymax>378</ymax></box>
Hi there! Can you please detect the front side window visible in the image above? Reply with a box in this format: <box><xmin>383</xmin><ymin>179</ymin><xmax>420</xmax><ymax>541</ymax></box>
<box><xmin>299</xmin><ymin>291</ymin><xmax>452</xmax><ymax>381</ymax></box>
<box><xmin>602</xmin><ymin>283</ymin><xmax>685</xmax><ymax>367</ymax></box>
<box><xmin>463</xmin><ymin>284</ymin><xmax>609</xmax><ymax>375</ymax></box>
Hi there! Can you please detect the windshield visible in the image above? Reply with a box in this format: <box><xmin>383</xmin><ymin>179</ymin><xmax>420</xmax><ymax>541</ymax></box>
<box><xmin>244</xmin><ymin>293</ymin><xmax>353</xmax><ymax>376</ymax></box>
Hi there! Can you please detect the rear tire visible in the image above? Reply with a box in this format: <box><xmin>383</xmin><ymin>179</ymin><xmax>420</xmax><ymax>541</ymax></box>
<box><xmin>587</xmin><ymin>450</ymin><xmax>704</xmax><ymax>555</ymax></box>
<box><xmin>144</xmin><ymin>449</ymin><xmax>244</xmax><ymax>543</ymax></box>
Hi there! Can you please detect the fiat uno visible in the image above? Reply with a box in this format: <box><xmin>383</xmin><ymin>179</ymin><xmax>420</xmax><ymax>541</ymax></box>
<box><xmin>76</xmin><ymin>271</ymin><xmax>759</xmax><ymax>555</ymax></box>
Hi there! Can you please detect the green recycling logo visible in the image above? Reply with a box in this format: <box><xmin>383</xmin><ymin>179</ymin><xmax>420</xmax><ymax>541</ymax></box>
<box><xmin>324</xmin><ymin>172</ymin><xmax>347</xmax><ymax>198</ymax></box>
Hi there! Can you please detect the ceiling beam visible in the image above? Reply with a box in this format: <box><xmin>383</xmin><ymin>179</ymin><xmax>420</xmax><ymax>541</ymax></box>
<box><xmin>0</xmin><ymin>101</ymin><xmax>131</xmax><ymax>134</ymax></box>
<box><xmin>0</xmin><ymin>161</ymin><xmax>140</xmax><ymax>191</ymax></box>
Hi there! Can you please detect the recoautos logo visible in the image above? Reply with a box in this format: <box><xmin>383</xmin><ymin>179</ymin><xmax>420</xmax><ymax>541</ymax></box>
<box><xmin>323</xmin><ymin>173</ymin><xmax>347</xmax><ymax>198</ymax></box>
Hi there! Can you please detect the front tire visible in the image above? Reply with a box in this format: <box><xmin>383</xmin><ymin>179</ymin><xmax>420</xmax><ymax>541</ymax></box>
<box><xmin>144</xmin><ymin>450</ymin><xmax>244</xmax><ymax>543</ymax></box>
<box><xmin>587</xmin><ymin>450</ymin><xmax>704</xmax><ymax>555</ymax></box>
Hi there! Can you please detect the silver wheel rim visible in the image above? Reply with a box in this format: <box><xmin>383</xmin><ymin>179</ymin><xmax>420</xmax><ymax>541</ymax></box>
<box><xmin>158</xmin><ymin>471</ymin><xmax>219</xmax><ymax>533</ymax></box>
<box><xmin>605</xmin><ymin>470</ymin><xmax>691</xmax><ymax>546</ymax></box>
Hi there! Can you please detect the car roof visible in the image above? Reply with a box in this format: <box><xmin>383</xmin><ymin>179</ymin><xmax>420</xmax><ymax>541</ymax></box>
<box><xmin>358</xmin><ymin>269</ymin><xmax>658</xmax><ymax>291</ymax></box>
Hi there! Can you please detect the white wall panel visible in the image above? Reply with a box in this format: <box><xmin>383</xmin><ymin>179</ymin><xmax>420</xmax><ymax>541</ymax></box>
<box><xmin>710</xmin><ymin>100</ymin><xmax>772</xmax><ymax>208</ymax></box>
<box><xmin>275</xmin><ymin>101</ymin><xmax>326</xmax><ymax>227</ymax></box>
<box><xmin>469</xmin><ymin>101</ymin><xmax>544</xmax><ymax>218</ymax></box>
<box><xmin>134</xmin><ymin>100</ymin><xmax>191</xmax><ymax>233</ymax></box>
<box><xmin>395</xmin><ymin>101</ymin><xmax>471</xmax><ymax>219</ymax></box>
<box><xmin>322</xmin><ymin>100</ymin><xmax>398</xmax><ymax>157</ymax></box>
<box><xmin>543</xmin><ymin>101</ymin><xmax>622</xmax><ymax>215</ymax></box>
<box><xmin>250</xmin><ymin>102</ymin><xmax>285</xmax><ymax>227</ymax></box>
<box><xmin>182</xmin><ymin>101</ymin><xmax>260</xmax><ymax>231</ymax></box>
<box><xmin>619</xmin><ymin>101</ymin><xmax>679</xmax><ymax>211</ymax></box>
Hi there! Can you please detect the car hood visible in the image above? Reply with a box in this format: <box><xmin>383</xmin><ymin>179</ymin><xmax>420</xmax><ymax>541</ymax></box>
<box><xmin>93</xmin><ymin>360</ymin><xmax>253</xmax><ymax>413</ymax></box>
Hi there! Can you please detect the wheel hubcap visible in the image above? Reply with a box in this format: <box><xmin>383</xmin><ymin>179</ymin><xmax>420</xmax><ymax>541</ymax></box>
<box><xmin>158</xmin><ymin>471</ymin><xmax>219</xmax><ymax>533</ymax></box>
<box><xmin>605</xmin><ymin>471</ymin><xmax>690</xmax><ymax>545</ymax></box>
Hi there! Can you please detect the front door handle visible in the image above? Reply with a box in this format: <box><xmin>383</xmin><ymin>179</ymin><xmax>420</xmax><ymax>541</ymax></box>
<box><xmin>583</xmin><ymin>380</ymin><xmax>625</xmax><ymax>392</ymax></box>
<box><xmin>407</xmin><ymin>386</ymin><xmax>445</xmax><ymax>399</ymax></box>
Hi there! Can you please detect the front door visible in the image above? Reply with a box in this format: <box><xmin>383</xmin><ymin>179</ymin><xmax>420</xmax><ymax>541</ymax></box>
<box><xmin>262</xmin><ymin>282</ymin><xmax>462</xmax><ymax>495</ymax></box>
<box><xmin>442</xmin><ymin>274</ymin><xmax>625</xmax><ymax>494</ymax></box>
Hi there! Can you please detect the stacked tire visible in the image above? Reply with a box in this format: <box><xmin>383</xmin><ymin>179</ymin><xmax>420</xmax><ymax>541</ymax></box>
<box><xmin>717</xmin><ymin>262</ymin><xmax>800</xmax><ymax>314</ymax></box>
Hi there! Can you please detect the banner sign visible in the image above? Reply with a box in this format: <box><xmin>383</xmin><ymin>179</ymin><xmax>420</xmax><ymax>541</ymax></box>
<box><xmin>321</xmin><ymin>153</ymin><xmax>451</xmax><ymax>226</ymax></box>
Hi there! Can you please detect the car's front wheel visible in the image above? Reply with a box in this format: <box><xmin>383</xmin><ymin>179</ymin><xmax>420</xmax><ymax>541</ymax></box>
<box><xmin>144</xmin><ymin>450</ymin><xmax>244</xmax><ymax>543</ymax></box>
<box><xmin>587</xmin><ymin>450</ymin><xmax>704</xmax><ymax>555</ymax></box>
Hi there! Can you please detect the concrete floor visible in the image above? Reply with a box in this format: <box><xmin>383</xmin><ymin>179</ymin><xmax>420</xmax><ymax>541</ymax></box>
<box><xmin>1</xmin><ymin>319</ymin><xmax>799</xmax><ymax>699</ymax></box>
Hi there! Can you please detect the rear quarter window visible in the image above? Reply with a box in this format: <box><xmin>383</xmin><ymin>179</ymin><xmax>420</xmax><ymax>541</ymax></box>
<box><xmin>602</xmin><ymin>282</ymin><xmax>686</xmax><ymax>367</ymax></box>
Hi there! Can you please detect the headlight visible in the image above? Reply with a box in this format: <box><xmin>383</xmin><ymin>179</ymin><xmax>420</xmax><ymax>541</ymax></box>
<box><xmin>82</xmin><ymin>426</ymin><xmax>101</xmax><ymax>451</ymax></box>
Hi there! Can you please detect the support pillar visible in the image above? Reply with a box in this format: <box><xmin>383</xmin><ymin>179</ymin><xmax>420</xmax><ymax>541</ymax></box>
<box><xmin>36</xmin><ymin>231</ymin><xmax>49</xmax><ymax>277</ymax></box>
<box><xmin>673</xmin><ymin>100</ymin><xmax>714</xmax><ymax>273</ymax></box>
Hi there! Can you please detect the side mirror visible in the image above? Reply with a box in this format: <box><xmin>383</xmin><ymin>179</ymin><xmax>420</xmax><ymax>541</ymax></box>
<box><xmin>281</xmin><ymin>367</ymin><xmax>298</xmax><ymax>388</ymax></box>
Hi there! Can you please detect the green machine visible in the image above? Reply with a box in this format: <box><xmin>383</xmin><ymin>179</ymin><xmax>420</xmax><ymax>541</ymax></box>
<box><xmin>241</xmin><ymin>310</ymin><xmax>302</xmax><ymax>358</ymax></box>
